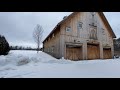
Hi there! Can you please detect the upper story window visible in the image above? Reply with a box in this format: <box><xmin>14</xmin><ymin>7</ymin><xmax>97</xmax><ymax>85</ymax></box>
<box><xmin>66</xmin><ymin>26</ymin><xmax>71</xmax><ymax>32</ymax></box>
<box><xmin>77</xmin><ymin>22</ymin><xmax>83</xmax><ymax>30</ymax></box>
<box><xmin>102</xmin><ymin>28</ymin><xmax>105</xmax><ymax>35</ymax></box>
<box><xmin>89</xmin><ymin>24</ymin><xmax>97</xmax><ymax>40</ymax></box>
<box><xmin>52</xmin><ymin>34</ymin><xmax>55</xmax><ymax>38</ymax></box>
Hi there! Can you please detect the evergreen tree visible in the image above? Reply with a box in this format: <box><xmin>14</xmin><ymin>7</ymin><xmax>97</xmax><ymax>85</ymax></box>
<box><xmin>0</xmin><ymin>35</ymin><xmax>10</xmax><ymax>55</ymax></box>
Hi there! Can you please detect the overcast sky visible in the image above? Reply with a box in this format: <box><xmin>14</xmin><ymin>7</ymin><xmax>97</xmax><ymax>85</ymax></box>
<box><xmin>0</xmin><ymin>12</ymin><xmax>120</xmax><ymax>48</ymax></box>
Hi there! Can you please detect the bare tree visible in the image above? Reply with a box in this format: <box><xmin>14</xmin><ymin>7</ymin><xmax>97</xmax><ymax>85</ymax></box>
<box><xmin>33</xmin><ymin>24</ymin><xmax>43</xmax><ymax>53</ymax></box>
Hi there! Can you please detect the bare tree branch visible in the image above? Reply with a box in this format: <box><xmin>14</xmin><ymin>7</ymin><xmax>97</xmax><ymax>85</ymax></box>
<box><xmin>33</xmin><ymin>24</ymin><xmax>43</xmax><ymax>53</ymax></box>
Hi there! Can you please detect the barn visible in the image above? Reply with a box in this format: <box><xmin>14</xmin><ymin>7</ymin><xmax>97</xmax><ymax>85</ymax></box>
<box><xmin>43</xmin><ymin>12</ymin><xmax>116</xmax><ymax>60</ymax></box>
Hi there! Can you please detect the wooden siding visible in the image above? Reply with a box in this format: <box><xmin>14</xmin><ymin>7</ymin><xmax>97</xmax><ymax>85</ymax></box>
<box><xmin>43</xmin><ymin>12</ymin><xmax>115</xmax><ymax>60</ymax></box>
<box><xmin>87</xmin><ymin>44</ymin><xmax>100</xmax><ymax>60</ymax></box>
<box><xmin>60</xmin><ymin>12</ymin><xmax>114</xmax><ymax>60</ymax></box>
<box><xmin>60</xmin><ymin>12</ymin><xmax>113</xmax><ymax>45</ymax></box>
<box><xmin>103</xmin><ymin>48</ymin><xmax>112</xmax><ymax>59</ymax></box>
<box><xmin>43</xmin><ymin>28</ymin><xmax>60</xmax><ymax>58</ymax></box>
<box><xmin>66</xmin><ymin>47</ymin><xmax>83</xmax><ymax>60</ymax></box>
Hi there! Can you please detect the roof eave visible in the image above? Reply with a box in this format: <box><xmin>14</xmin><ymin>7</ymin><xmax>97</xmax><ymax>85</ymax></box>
<box><xmin>43</xmin><ymin>12</ymin><xmax>76</xmax><ymax>43</ymax></box>
<box><xmin>99</xmin><ymin>12</ymin><xmax>116</xmax><ymax>38</ymax></box>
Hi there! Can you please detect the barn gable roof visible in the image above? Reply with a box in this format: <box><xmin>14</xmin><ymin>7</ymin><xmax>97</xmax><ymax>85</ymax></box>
<box><xmin>43</xmin><ymin>12</ymin><xmax>116</xmax><ymax>43</ymax></box>
<box><xmin>98</xmin><ymin>12</ymin><xmax>116</xmax><ymax>38</ymax></box>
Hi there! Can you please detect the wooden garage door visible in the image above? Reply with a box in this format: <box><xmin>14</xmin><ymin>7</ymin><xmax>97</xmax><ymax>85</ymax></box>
<box><xmin>103</xmin><ymin>48</ymin><xmax>112</xmax><ymax>59</ymax></box>
<box><xmin>87</xmin><ymin>44</ymin><xmax>100</xmax><ymax>60</ymax></box>
<box><xmin>66</xmin><ymin>47</ymin><xmax>82</xmax><ymax>61</ymax></box>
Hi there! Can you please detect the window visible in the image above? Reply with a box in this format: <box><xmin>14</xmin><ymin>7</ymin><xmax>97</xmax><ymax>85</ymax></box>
<box><xmin>48</xmin><ymin>48</ymin><xmax>49</xmax><ymax>52</ymax></box>
<box><xmin>51</xmin><ymin>46</ymin><xmax>54</xmax><ymax>53</ymax></box>
<box><xmin>66</xmin><ymin>27</ymin><xmax>71</xmax><ymax>32</ymax></box>
<box><xmin>52</xmin><ymin>34</ymin><xmax>55</xmax><ymax>38</ymax></box>
<box><xmin>77</xmin><ymin>22</ymin><xmax>83</xmax><ymax>30</ymax></box>
<box><xmin>49</xmin><ymin>37</ymin><xmax>50</xmax><ymax>40</ymax></box>
<box><xmin>102</xmin><ymin>28</ymin><xmax>105</xmax><ymax>35</ymax></box>
<box><xmin>89</xmin><ymin>25</ymin><xmax>97</xmax><ymax>40</ymax></box>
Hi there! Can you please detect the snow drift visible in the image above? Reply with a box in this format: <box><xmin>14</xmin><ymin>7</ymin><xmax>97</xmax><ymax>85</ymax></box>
<box><xmin>0</xmin><ymin>50</ymin><xmax>120</xmax><ymax>78</ymax></box>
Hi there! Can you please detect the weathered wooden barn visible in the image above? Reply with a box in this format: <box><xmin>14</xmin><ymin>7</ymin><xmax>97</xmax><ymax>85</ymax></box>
<box><xmin>43</xmin><ymin>12</ymin><xmax>116</xmax><ymax>60</ymax></box>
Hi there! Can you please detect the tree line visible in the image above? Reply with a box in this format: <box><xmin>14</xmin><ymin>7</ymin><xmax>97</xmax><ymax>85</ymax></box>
<box><xmin>10</xmin><ymin>45</ymin><xmax>42</xmax><ymax>51</ymax></box>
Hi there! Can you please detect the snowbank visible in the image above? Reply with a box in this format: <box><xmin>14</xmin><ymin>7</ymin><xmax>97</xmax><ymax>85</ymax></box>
<box><xmin>0</xmin><ymin>50</ymin><xmax>120</xmax><ymax>78</ymax></box>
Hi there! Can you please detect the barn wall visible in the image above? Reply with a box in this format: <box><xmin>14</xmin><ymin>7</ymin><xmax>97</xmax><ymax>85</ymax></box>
<box><xmin>43</xmin><ymin>28</ymin><xmax>61</xmax><ymax>58</ymax></box>
<box><xmin>60</xmin><ymin>13</ymin><xmax>88</xmax><ymax>59</ymax></box>
<box><xmin>96</xmin><ymin>13</ymin><xmax>114</xmax><ymax>58</ymax></box>
<box><xmin>43</xmin><ymin>12</ymin><xmax>114</xmax><ymax>60</ymax></box>
<box><xmin>60</xmin><ymin>12</ymin><xmax>113</xmax><ymax>44</ymax></box>
<box><xmin>60</xmin><ymin>12</ymin><xmax>114</xmax><ymax>59</ymax></box>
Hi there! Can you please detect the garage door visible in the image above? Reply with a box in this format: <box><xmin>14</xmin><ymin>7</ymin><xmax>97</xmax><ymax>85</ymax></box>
<box><xmin>87</xmin><ymin>44</ymin><xmax>100</xmax><ymax>60</ymax></box>
<box><xmin>103</xmin><ymin>48</ymin><xmax>112</xmax><ymax>59</ymax></box>
<box><xmin>66</xmin><ymin>47</ymin><xmax>82</xmax><ymax>61</ymax></box>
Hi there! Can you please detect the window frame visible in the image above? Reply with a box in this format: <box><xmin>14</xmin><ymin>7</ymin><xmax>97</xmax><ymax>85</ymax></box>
<box><xmin>66</xmin><ymin>26</ymin><xmax>71</xmax><ymax>32</ymax></box>
<box><xmin>77</xmin><ymin>21</ymin><xmax>83</xmax><ymax>30</ymax></box>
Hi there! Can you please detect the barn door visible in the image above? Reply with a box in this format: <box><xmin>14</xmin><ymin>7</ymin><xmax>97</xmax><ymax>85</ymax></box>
<box><xmin>103</xmin><ymin>48</ymin><xmax>112</xmax><ymax>59</ymax></box>
<box><xmin>87</xmin><ymin>44</ymin><xmax>100</xmax><ymax>60</ymax></box>
<box><xmin>66</xmin><ymin>47</ymin><xmax>73</xmax><ymax>60</ymax></box>
<box><xmin>73</xmin><ymin>47</ymin><xmax>83</xmax><ymax>60</ymax></box>
<box><xmin>66</xmin><ymin>47</ymin><xmax>82</xmax><ymax>60</ymax></box>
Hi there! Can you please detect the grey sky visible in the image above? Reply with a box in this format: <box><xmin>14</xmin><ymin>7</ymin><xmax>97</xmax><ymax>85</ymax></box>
<box><xmin>0</xmin><ymin>12</ymin><xmax>119</xmax><ymax>48</ymax></box>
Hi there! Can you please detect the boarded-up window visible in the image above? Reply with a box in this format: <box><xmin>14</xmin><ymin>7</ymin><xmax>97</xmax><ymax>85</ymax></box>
<box><xmin>89</xmin><ymin>25</ymin><xmax>97</xmax><ymax>40</ymax></box>
<box><xmin>77</xmin><ymin>22</ymin><xmax>83</xmax><ymax>30</ymax></box>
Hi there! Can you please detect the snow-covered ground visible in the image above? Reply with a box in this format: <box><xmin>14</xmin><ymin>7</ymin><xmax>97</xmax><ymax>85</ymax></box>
<box><xmin>0</xmin><ymin>50</ymin><xmax>120</xmax><ymax>78</ymax></box>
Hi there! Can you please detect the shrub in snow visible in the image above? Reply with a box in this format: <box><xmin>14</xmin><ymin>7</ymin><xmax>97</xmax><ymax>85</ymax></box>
<box><xmin>16</xmin><ymin>57</ymin><xmax>30</xmax><ymax>66</ymax></box>
<box><xmin>0</xmin><ymin>35</ymin><xmax>10</xmax><ymax>55</ymax></box>
<box><xmin>30</xmin><ymin>57</ymin><xmax>40</xmax><ymax>63</ymax></box>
